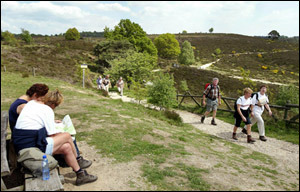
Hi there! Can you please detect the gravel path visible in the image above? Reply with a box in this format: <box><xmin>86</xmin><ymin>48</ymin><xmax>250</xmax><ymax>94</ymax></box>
<box><xmin>109</xmin><ymin>92</ymin><xmax>299</xmax><ymax>173</ymax></box>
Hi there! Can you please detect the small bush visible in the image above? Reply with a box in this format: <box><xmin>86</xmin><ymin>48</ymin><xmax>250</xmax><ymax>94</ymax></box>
<box><xmin>65</xmin><ymin>27</ymin><xmax>80</xmax><ymax>40</ymax></box>
<box><xmin>20</xmin><ymin>28</ymin><xmax>33</xmax><ymax>44</ymax></box>
<box><xmin>22</xmin><ymin>72</ymin><xmax>29</xmax><ymax>78</ymax></box>
<box><xmin>257</xmin><ymin>53</ymin><xmax>263</xmax><ymax>58</ymax></box>
<box><xmin>214</xmin><ymin>48</ymin><xmax>222</xmax><ymax>55</ymax></box>
<box><xmin>164</xmin><ymin>110</ymin><xmax>182</xmax><ymax>123</ymax></box>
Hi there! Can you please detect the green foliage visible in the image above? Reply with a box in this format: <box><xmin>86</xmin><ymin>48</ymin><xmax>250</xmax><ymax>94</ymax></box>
<box><xmin>179</xmin><ymin>80</ymin><xmax>189</xmax><ymax>93</ymax></box>
<box><xmin>106</xmin><ymin>51</ymin><xmax>157</xmax><ymax>84</ymax></box>
<box><xmin>147</xmin><ymin>72</ymin><xmax>177</xmax><ymax>110</ymax></box>
<box><xmin>182</xmin><ymin>30</ymin><xmax>187</xmax><ymax>34</ymax></box>
<box><xmin>154</xmin><ymin>33</ymin><xmax>181</xmax><ymax>59</ymax></box>
<box><xmin>20</xmin><ymin>28</ymin><xmax>33</xmax><ymax>44</ymax></box>
<box><xmin>130</xmin><ymin>79</ymin><xmax>148</xmax><ymax>104</ymax></box>
<box><xmin>1</xmin><ymin>30</ymin><xmax>18</xmax><ymax>46</ymax></box>
<box><xmin>214</xmin><ymin>48</ymin><xmax>222</xmax><ymax>55</ymax></box>
<box><xmin>65</xmin><ymin>27</ymin><xmax>80</xmax><ymax>40</ymax></box>
<box><xmin>178</xmin><ymin>40</ymin><xmax>195</xmax><ymax>65</ymax></box>
<box><xmin>92</xmin><ymin>40</ymin><xmax>135</xmax><ymax>73</ymax></box>
<box><xmin>238</xmin><ymin>67</ymin><xmax>257</xmax><ymax>94</ymax></box>
<box><xmin>104</xmin><ymin>19</ymin><xmax>157</xmax><ymax>56</ymax></box>
<box><xmin>275</xmin><ymin>85</ymin><xmax>299</xmax><ymax>106</ymax></box>
<box><xmin>209</xmin><ymin>28</ymin><xmax>214</xmax><ymax>33</ymax></box>
<box><xmin>164</xmin><ymin>110</ymin><xmax>183</xmax><ymax>124</ymax></box>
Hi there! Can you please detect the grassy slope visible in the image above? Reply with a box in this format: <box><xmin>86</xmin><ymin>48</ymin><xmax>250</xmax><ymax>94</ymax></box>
<box><xmin>1</xmin><ymin>72</ymin><xmax>298</xmax><ymax>191</ymax></box>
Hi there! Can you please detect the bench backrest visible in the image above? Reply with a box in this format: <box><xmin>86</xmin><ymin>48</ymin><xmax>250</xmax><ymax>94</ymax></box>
<box><xmin>1</xmin><ymin>111</ymin><xmax>10</xmax><ymax>177</ymax></box>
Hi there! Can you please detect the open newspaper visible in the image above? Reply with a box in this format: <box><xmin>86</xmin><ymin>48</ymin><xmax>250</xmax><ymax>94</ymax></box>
<box><xmin>55</xmin><ymin>115</ymin><xmax>76</xmax><ymax>136</ymax></box>
<box><xmin>258</xmin><ymin>97</ymin><xmax>268</xmax><ymax>105</ymax></box>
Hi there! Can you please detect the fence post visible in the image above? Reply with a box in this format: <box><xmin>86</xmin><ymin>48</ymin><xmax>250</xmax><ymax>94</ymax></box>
<box><xmin>284</xmin><ymin>100</ymin><xmax>291</xmax><ymax>120</ymax></box>
<box><xmin>32</xmin><ymin>67</ymin><xmax>36</xmax><ymax>77</ymax></box>
<box><xmin>3</xmin><ymin>65</ymin><xmax>6</xmax><ymax>72</ymax></box>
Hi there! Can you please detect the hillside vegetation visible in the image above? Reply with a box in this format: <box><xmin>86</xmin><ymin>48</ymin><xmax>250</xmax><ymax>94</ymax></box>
<box><xmin>1</xmin><ymin>72</ymin><xmax>299</xmax><ymax>191</ymax></box>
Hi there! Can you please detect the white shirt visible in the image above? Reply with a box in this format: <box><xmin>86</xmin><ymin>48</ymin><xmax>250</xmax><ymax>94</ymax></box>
<box><xmin>15</xmin><ymin>100</ymin><xmax>60</xmax><ymax>135</ymax></box>
<box><xmin>236</xmin><ymin>96</ymin><xmax>252</xmax><ymax>110</ymax></box>
<box><xmin>252</xmin><ymin>92</ymin><xmax>269</xmax><ymax>114</ymax></box>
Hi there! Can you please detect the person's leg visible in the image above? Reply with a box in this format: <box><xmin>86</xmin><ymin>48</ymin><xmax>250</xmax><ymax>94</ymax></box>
<box><xmin>52</xmin><ymin>142</ymin><xmax>80</xmax><ymax>172</ymax></box>
<box><xmin>51</xmin><ymin>133</ymin><xmax>78</xmax><ymax>161</ymax></box>
<box><xmin>201</xmin><ymin>99</ymin><xmax>211</xmax><ymax>123</ymax></box>
<box><xmin>73</xmin><ymin>138</ymin><xmax>80</xmax><ymax>157</ymax></box>
<box><xmin>243</xmin><ymin>116</ymin><xmax>257</xmax><ymax>134</ymax></box>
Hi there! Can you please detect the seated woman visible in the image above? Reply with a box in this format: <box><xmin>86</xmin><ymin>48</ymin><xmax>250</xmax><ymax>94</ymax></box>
<box><xmin>12</xmin><ymin>90</ymin><xmax>97</xmax><ymax>186</ymax></box>
<box><xmin>9</xmin><ymin>83</ymin><xmax>91</xmax><ymax>169</ymax></box>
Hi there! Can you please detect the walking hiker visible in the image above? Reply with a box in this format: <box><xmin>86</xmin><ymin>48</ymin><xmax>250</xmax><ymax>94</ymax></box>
<box><xmin>13</xmin><ymin>90</ymin><xmax>97</xmax><ymax>186</ymax></box>
<box><xmin>241</xmin><ymin>85</ymin><xmax>272</xmax><ymax>141</ymax></box>
<box><xmin>103</xmin><ymin>75</ymin><xmax>111</xmax><ymax>93</ymax></box>
<box><xmin>232</xmin><ymin>88</ymin><xmax>255</xmax><ymax>143</ymax></box>
<box><xmin>117</xmin><ymin>77</ymin><xmax>124</xmax><ymax>96</ymax></box>
<box><xmin>201</xmin><ymin>77</ymin><xmax>222</xmax><ymax>125</ymax></box>
<box><xmin>96</xmin><ymin>75</ymin><xmax>102</xmax><ymax>90</ymax></box>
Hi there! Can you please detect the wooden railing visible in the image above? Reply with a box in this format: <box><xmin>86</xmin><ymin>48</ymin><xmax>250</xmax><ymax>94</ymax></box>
<box><xmin>177</xmin><ymin>92</ymin><xmax>299</xmax><ymax>126</ymax></box>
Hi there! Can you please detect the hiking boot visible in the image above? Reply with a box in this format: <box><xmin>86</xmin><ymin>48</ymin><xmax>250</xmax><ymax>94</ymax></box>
<box><xmin>241</xmin><ymin>128</ymin><xmax>247</xmax><ymax>135</ymax></box>
<box><xmin>247</xmin><ymin>135</ymin><xmax>256</xmax><ymax>144</ymax></box>
<box><xmin>259</xmin><ymin>136</ymin><xmax>267</xmax><ymax>142</ymax></box>
<box><xmin>211</xmin><ymin>119</ymin><xmax>217</xmax><ymax>126</ymax></box>
<box><xmin>232</xmin><ymin>133</ymin><xmax>238</xmax><ymax>140</ymax></box>
<box><xmin>76</xmin><ymin>170</ymin><xmax>98</xmax><ymax>186</ymax></box>
<box><xmin>77</xmin><ymin>156</ymin><xmax>92</xmax><ymax>169</ymax></box>
<box><xmin>201</xmin><ymin>116</ymin><xmax>205</xmax><ymax>123</ymax></box>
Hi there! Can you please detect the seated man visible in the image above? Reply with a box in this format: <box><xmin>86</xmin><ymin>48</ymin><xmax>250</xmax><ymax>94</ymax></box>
<box><xmin>9</xmin><ymin>83</ymin><xmax>91</xmax><ymax>169</ymax></box>
<box><xmin>13</xmin><ymin>90</ymin><xmax>97</xmax><ymax>186</ymax></box>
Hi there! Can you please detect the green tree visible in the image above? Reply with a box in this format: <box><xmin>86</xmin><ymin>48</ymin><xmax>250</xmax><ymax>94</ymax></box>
<box><xmin>209</xmin><ymin>28</ymin><xmax>214</xmax><ymax>33</ymax></box>
<box><xmin>214</xmin><ymin>48</ymin><xmax>222</xmax><ymax>55</ymax></box>
<box><xmin>178</xmin><ymin>40</ymin><xmax>195</xmax><ymax>65</ymax></box>
<box><xmin>105</xmin><ymin>51</ymin><xmax>157</xmax><ymax>84</ymax></box>
<box><xmin>182</xmin><ymin>30</ymin><xmax>187</xmax><ymax>34</ymax></box>
<box><xmin>147</xmin><ymin>72</ymin><xmax>177</xmax><ymax>110</ymax></box>
<box><xmin>268</xmin><ymin>30</ymin><xmax>280</xmax><ymax>40</ymax></box>
<box><xmin>154</xmin><ymin>33</ymin><xmax>181</xmax><ymax>59</ymax></box>
<box><xmin>20</xmin><ymin>28</ymin><xmax>33</xmax><ymax>44</ymax></box>
<box><xmin>92</xmin><ymin>40</ymin><xmax>135</xmax><ymax>73</ymax></box>
<box><xmin>65</xmin><ymin>27</ymin><xmax>80</xmax><ymax>40</ymax></box>
<box><xmin>130</xmin><ymin>79</ymin><xmax>148</xmax><ymax>104</ymax></box>
<box><xmin>104</xmin><ymin>19</ymin><xmax>157</xmax><ymax>56</ymax></box>
<box><xmin>1</xmin><ymin>30</ymin><xmax>18</xmax><ymax>46</ymax></box>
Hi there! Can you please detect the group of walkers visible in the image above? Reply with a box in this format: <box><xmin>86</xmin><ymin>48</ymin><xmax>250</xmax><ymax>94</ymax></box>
<box><xmin>96</xmin><ymin>75</ymin><xmax>124</xmax><ymax>96</ymax></box>
<box><xmin>9</xmin><ymin>84</ymin><xmax>98</xmax><ymax>186</ymax></box>
<box><xmin>200</xmin><ymin>78</ymin><xmax>272</xmax><ymax>144</ymax></box>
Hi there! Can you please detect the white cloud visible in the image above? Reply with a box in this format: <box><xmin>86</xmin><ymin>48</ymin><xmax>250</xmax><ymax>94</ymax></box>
<box><xmin>94</xmin><ymin>3</ymin><xmax>130</xmax><ymax>12</ymax></box>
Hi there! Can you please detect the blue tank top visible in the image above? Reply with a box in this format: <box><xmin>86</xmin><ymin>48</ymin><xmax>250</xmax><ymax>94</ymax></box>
<box><xmin>9</xmin><ymin>99</ymin><xmax>28</xmax><ymax>132</ymax></box>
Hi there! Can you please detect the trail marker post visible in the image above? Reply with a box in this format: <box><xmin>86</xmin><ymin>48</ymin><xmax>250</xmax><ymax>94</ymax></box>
<box><xmin>81</xmin><ymin>64</ymin><xmax>87</xmax><ymax>88</ymax></box>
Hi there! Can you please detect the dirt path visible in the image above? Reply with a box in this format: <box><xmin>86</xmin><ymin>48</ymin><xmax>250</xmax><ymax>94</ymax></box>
<box><xmin>109</xmin><ymin>92</ymin><xmax>299</xmax><ymax>174</ymax></box>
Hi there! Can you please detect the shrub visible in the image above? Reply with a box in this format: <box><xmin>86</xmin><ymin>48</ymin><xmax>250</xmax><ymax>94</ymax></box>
<box><xmin>214</xmin><ymin>48</ymin><xmax>222</xmax><ymax>55</ymax></box>
<box><xmin>65</xmin><ymin>27</ymin><xmax>80</xmax><ymax>40</ymax></box>
<box><xmin>232</xmin><ymin>51</ymin><xmax>236</xmax><ymax>54</ymax></box>
<box><xmin>147</xmin><ymin>72</ymin><xmax>177</xmax><ymax>110</ymax></box>
<box><xmin>179</xmin><ymin>80</ymin><xmax>189</xmax><ymax>93</ymax></box>
<box><xmin>22</xmin><ymin>72</ymin><xmax>29</xmax><ymax>78</ymax></box>
<box><xmin>20</xmin><ymin>28</ymin><xmax>33</xmax><ymax>44</ymax></box>
<box><xmin>178</xmin><ymin>40</ymin><xmax>195</xmax><ymax>65</ymax></box>
<box><xmin>261</xmin><ymin>66</ymin><xmax>268</xmax><ymax>70</ymax></box>
<box><xmin>272</xmin><ymin>70</ymin><xmax>279</xmax><ymax>74</ymax></box>
<box><xmin>257</xmin><ymin>53</ymin><xmax>263</xmax><ymax>58</ymax></box>
<box><xmin>164</xmin><ymin>110</ymin><xmax>182</xmax><ymax>123</ymax></box>
<box><xmin>275</xmin><ymin>85</ymin><xmax>299</xmax><ymax>106</ymax></box>
<box><xmin>2</xmin><ymin>30</ymin><xmax>18</xmax><ymax>46</ymax></box>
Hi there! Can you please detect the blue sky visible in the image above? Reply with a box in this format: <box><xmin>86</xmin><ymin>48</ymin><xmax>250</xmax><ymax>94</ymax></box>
<box><xmin>1</xmin><ymin>1</ymin><xmax>299</xmax><ymax>37</ymax></box>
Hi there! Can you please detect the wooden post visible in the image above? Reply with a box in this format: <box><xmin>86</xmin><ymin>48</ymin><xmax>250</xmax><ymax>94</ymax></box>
<box><xmin>3</xmin><ymin>65</ymin><xmax>6</xmax><ymax>72</ymax></box>
<box><xmin>32</xmin><ymin>67</ymin><xmax>36</xmax><ymax>77</ymax></box>
<box><xmin>284</xmin><ymin>100</ymin><xmax>290</xmax><ymax>120</ymax></box>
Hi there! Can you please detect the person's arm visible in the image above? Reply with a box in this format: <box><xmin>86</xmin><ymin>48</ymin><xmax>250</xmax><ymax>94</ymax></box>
<box><xmin>16</xmin><ymin>103</ymin><xmax>26</xmax><ymax>114</ymax></box>
<box><xmin>265</xmin><ymin>104</ymin><xmax>272</xmax><ymax>116</ymax></box>
<box><xmin>237</xmin><ymin>104</ymin><xmax>246</xmax><ymax>122</ymax></box>
<box><xmin>203</xmin><ymin>86</ymin><xmax>210</xmax><ymax>106</ymax></box>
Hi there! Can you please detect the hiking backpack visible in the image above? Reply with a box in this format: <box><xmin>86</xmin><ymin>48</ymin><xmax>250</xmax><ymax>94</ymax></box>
<box><xmin>204</xmin><ymin>83</ymin><xmax>219</xmax><ymax>98</ymax></box>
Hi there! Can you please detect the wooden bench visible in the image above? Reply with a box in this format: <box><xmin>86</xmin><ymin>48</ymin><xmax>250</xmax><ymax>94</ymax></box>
<box><xmin>1</xmin><ymin>111</ymin><xmax>64</xmax><ymax>191</ymax></box>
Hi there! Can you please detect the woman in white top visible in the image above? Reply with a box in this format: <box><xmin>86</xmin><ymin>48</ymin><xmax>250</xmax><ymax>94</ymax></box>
<box><xmin>117</xmin><ymin>77</ymin><xmax>124</xmax><ymax>96</ymax></box>
<box><xmin>242</xmin><ymin>85</ymin><xmax>272</xmax><ymax>141</ymax></box>
<box><xmin>13</xmin><ymin>90</ymin><xmax>97</xmax><ymax>186</ymax></box>
<box><xmin>232</xmin><ymin>88</ymin><xmax>255</xmax><ymax>143</ymax></box>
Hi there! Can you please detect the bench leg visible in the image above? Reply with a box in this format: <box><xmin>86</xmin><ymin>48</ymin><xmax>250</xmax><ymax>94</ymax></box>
<box><xmin>1</xmin><ymin>178</ymin><xmax>7</xmax><ymax>190</ymax></box>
